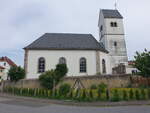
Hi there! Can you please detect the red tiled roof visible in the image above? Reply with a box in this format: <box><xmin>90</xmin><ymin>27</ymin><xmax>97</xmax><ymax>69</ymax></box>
<box><xmin>0</xmin><ymin>56</ymin><xmax>17</xmax><ymax>67</ymax></box>
<box><xmin>0</xmin><ymin>66</ymin><xmax>5</xmax><ymax>69</ymax></box>
<box><xmin>128</xmin><ymin>61</ymin><xmax>135</xmax><ymax>65</ymax></box>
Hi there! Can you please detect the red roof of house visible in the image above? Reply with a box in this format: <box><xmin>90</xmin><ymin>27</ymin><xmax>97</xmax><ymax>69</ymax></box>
<box><xmin>0</xmin><ymin>56</ymin><xmax>17</xmax><ymax>67</ymax></box>
<box><xmin>0</xmin><ymin>66</ymin><xmax>5</xmax><ymax>69</ymax></box>
<box><xmin>128</xmin><ymin>61</ymin><xmax>135</xmax><ymax>65</ymax></box>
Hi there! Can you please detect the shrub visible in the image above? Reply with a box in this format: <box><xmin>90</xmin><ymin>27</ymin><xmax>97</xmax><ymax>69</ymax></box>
<box><xmin>81</xmin><ymin>89</ymin><xmax>87</xmax><ymax>100</ymax></box>
<box><xmin>59</xmin><ymin>84</ymin><xmax>71</xmax><ymax>97</ymax></box>
<box><xmin>106</xmin><ymin>89</ymin><xmax>110</xmax><ymax>100</ymax></box>
<box><xmin>148</xmin><ymin>89</ymin><xmax>150</xmax><ymax>99</ymax></box>
<box><xmin>97</xmin><ymin>88</ymin><xmax>101</xmax><ymax>100</ymax></box>
<box><xmin>89</xmin><ymin>89</ymin><xmax>93</xmax><ymax>99</ymax></box>
<box><xmin>68</xmin><ymin>90</ymin><xmax>73</xmax><ymax>99</ymax></box>
<box><xmin>8</xmin><ymin>66</ymin><xmax>25</xmax><ymax>82</ymax></box>
<box><xmin>98</xmin><ymin>83</ymin><xmax>107</xmax><ymax>93</ymax></box>
<box><xmin>141</xmin><ymin>89</ymin><xmax>146</xmax><ymax>100</ymax></box>
<box><xmin>111</xmin><ymin>89</ymin><xmax>120</xmax><ymax>102</ymax></box>
<box><xmin>123</xmin><ymin>90</ymin><xmax>128</xmax><ymax>101</ymax></box>
<box><xmin>129</xmin><ymin>89</ymin><xmax>134</xmax><ymax>100</ymax></box>
<box><xmin>90</xmin><ymin>84</ymin><xmax>97</xmax><ymax>89</ymax></box>
<box><xmin>135</xmin><ymin>90</ymin><xmax>140</xmax><ymax>100</ymax></box>
<box><xmin>55</xmin><ymin>64</ymin><xmax>68</xmax><ymax>80</ymax></box>
<box><xmin>39</xmin><ymin>64</ymin><xmax>68</xmax><ymax>89</ymax></box>
<box><xmin>39</xmin><ymin>70</ymin><xmax>56</xmax><ymax>89</ymax></box>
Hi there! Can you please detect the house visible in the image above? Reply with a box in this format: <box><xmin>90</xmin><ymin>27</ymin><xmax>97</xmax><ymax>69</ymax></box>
<box><xmin>24</xmin><ymin>9</ymin><xmax>129</xmax><ymax>79</ymax></box>
<box><xmin>0</xmin><ymin>66</ymin><xmax>5</xmax><ymax>80</ymax></box>
<box><xmin>0</xmin><ymin>56</ymin><xmax>17</xmax><ymax>80</ymax></box>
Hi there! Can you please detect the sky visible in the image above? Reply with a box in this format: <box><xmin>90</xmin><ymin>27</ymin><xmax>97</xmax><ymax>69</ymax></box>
<box><xmin>0</xmin><ymin>0</ymin><xmax>150</xmax><ymax>66</ymax></box>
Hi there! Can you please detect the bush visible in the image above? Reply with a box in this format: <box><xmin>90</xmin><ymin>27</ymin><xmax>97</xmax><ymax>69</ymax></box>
<box><xmin>39</xmin><ymin>64</ymin><xmax>68</xmax><ymax>89</ymax></box>
<box><xmin>8</xmin><ymin>66</ymin><xmax>25</xmax><ymax>82</ymax></box>
<box><xmin>141</xmin><ymin>89</ymin><xmax>146</xmax><ymax>100</ymax></box>
<box><xmin>39</xmin><ymin>70</ymin><xmax>56</xmax><ymax>89</ymax></box>
<box><xmin>98</xmin><ymin>83</ymin><xmax>107</xmax><ymax>93</ymax></box>
<box><xmin>148</xmin><ymin>89</ymin><xmax>150</xmax><ymax>99</ymax></box>
<box><xmin>59</xmin><ymin>84</ymin><xmax>71</xmax><ymax>97</ymax></box>
<box><xmin>90</xmin><ymin>84</ymin><xmax>97</xmax><ymax>89</ymax></box>
<box><xmin>89</xmin><ymin>89</ymin><xmax>93</xmax><ymax>99</ymax></box>
<box><xmin>81</xmin><ymin>89</ymin><xmax>87</xmax><ymax>100</ymax></box>
<box><xmin>135</xmin><ymin>90</ymin><xmax>140</xmax><ymax>100</ymax></box>
<box><xmin>129</xmin><ymin>89</ymin><xmax>134</xmax><ymax>100</ymax></box>
<box><xmin>111</xmin><ymin>89</ymin><xmax>120</xmax><ymax>102</ymax></box>
<box><xmin>123</xmin><ymin>90</ymin><xmax>128</xmax><ymax>101</ymax></box>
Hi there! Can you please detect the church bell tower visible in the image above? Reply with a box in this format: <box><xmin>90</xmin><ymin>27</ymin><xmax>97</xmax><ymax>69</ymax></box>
<box><xmin>98</xmin><ymin>9</ymin><xmax>128</xmax><ymax>73</ymax></box>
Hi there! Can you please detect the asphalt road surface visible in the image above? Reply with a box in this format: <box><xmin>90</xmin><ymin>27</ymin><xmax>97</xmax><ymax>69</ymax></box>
<box><xmin>0</xmin><ymin>97</ymin><xmax>149</xmax><ymax>113</ymax></box>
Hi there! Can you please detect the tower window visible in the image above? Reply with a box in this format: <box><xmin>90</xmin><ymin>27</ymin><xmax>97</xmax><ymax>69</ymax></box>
<box><xmin>102</xmin><ymin>59</ymin><xmax>106</xmax><ymax>74</ymax></box>
<box><xmin>114</xmin><ymin>41</ymin><xmax>117</xmax><ymax>47</ymax></box>
<box><xmin>110</xmin><ymin>22</ymin><xmax>118</xmax><ymax>27</ymax></box>
<box><xmin>114</xmin><ymin>22</ymin><xmax>117</xmax><ymax>27</ymax></box>
<box><xmin>111</xmin><ymin>22</ymin><xmax>114</xmax><ymax>27</ymax></box>
<box><xmin>100</xmin><ymin>25</ymin><xmax>103</xmax><ymax>31</ymax></box>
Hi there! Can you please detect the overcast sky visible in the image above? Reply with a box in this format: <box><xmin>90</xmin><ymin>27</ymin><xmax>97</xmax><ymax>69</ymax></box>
<box><xmin>0</xmin><ymin>0</ymin><xmax>150</xmax><ymax>66</ymax></box>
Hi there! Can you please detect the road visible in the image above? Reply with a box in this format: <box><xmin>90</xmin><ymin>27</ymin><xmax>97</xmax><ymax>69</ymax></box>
<box><xmin>0</xmin><ymin>97</ymin><xmax>149</xmax><ymax>113</ymax></box>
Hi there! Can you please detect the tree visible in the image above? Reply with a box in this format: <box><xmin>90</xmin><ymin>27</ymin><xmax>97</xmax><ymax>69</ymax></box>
<box><xmin>39</xmin><ymin>70</ymin><xmax>56</xmax><ymax>89</ymax></box>
<box><xmin>134</xmin><ymin>49</ymin><xmax>150</xmax><ymax>77</ymax></box>
<box><xmin>39</xmin><ymin>64</ymin><xmax>68</xmax><ymax>89</ymax></box>
<box><xmin>8</xmin><ymin>66</ymin><xmax>25</xmax><ymax>82</ymax></box>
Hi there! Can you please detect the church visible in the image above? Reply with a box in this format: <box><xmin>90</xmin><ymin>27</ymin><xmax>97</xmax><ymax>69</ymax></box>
<box><xmin>24</xmin><ymin>9</ymin><xmax>129</xmax><ymax>79</ymax></box>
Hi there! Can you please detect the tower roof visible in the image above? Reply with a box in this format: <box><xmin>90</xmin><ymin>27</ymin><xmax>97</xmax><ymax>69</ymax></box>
<box><xmin>101</xmin><ymin>9</ymin><xmax>123</xmax><ymax>19</ymax></box>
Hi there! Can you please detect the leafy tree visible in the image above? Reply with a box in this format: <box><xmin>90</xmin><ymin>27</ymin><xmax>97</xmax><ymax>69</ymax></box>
<box><xmin>39</xmin><ymin>64</ymin><xmax>68</xmax><ymax>89</ymax></box>
<box><xmin>39</xmin><ymin>70</ymin><xmax>56</xmax><ymax>89</ymax></box>
<box><xmin>55</xmin><ymin>64</ymin><xmax>68</xmax><ymax>80</ymax></box>
<box><xmin>134</xmin><ymin>49</ymin><xmax>150</xmax><ymax>77</ymax></box>
<box><xmin>8</xmin><ymin>66</ymin><xmax>25</xmax><ymax>82</ymax></box>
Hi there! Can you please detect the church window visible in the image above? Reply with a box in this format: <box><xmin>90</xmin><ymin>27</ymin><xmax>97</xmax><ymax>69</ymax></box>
<box><xmin>80</xmin><ymin>57</ymin><xmax>86</xmax><ymax>73</ymax></box>
<box><xmin>38</xmin><ymin>57</ymin><xmax>45</xmax><ymax>73</ymax></box>
<box><xmin>114</xmin><ymin>41</ymin><xmax>117</xmax><ymax>47</ymax></box>
<box><xmin>100</xmin><ymin>25</ymin><xmax>103</xmax><ymax>31</ymax></box>
<box><xmin>59</xmin><ymin>57</ymin><xmax>66</xmax><ymax>64</ymax></box>
<box><xmin>102</xmin><ymin>59</ymin><xmax>106</xmax><ymax>74</ymax></box>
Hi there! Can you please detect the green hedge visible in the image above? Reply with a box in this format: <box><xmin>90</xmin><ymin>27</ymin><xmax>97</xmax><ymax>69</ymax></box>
<box><xmin>3</xmin><ymin>87</ymin><xmax>150</xmax><ymax>102</ymax></box>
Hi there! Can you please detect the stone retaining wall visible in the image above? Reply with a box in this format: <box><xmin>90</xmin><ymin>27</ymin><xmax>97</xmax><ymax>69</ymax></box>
<box><xmin>2</xmin><ymin>74</ymin><xmax>132</xmax><ymax>89</ymax></box>
<box><xmin>2</xmin><ymin>79</ymin><xmax>42</xmax><ymax>89</ymax></box>
<box><xmin>59</xmin><ymin>74</ymin><xmax>131</xmax><ymax>89</ymax></box>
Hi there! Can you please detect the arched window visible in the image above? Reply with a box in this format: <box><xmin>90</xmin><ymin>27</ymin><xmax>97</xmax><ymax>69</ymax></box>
<box><xmin>38</xmin><ymin>57</ymin><xmax>45</xmax><ymax>73</ymax></box>
<box><xmin>114</xmin><ymin>22</ymin><xmax>117</xmax><ymax>27</ymax></box>
<box><xmin>59</xmin><ymin>57</ymin><xmax>66</xmax><ymax>64</ymax></box>
<box><xmin>102</xmin><ymin>59</ymin><xmax>106</xmax><ymax>74</ymax></box>
<box><xmin>114</xmin><ymin>41</ymin><xmax>117</xmax><ymax>47</ymax></box>
<box><xmin>80</xmin><ymin>57</ymin><xmax>86</xmax><ymax>73</ymax></box>
<box><xmin>110</xmin><ymin>22</ymin><xmax>114</xmax><ymax>27</ymax></box>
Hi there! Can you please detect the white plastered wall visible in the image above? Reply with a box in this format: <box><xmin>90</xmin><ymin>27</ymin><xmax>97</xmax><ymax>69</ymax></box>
<box><xmin>26</xmin><ymin>50</ymin><xmax>99</xmax><ymax>79</ymax></box>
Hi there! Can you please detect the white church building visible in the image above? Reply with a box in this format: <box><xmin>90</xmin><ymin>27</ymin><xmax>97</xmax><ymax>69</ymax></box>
<box><xmin>24</xmin><ymin>9</ymin><xmax>129</xmax><ymax>79</ymax></box>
